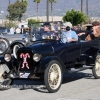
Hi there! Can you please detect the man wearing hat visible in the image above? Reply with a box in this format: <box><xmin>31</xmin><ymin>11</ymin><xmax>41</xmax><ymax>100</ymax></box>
<box><xmin>92</xmin><ymin>21</ymin><xmax>100</xmax><ymax>37</ymax></box>
<box><xmin>42</xmin><ymin>22</ymin><xmax>57</xmax><ymax>39</ymax></box>
<box><xmin>61</xmin><ymin>22</ymin><xmax>78</xmax><ymax>43</ymax></box>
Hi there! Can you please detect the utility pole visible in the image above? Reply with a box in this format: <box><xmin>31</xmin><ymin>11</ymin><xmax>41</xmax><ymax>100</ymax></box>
<box><xmin>81</xmin><ymin>0</ymin><xmax>83</xmax><ymax>12</ymax></box>
<box><xmin>46</xmin><ymin>0</ymin><xmax>49</xmax><ymax>22</ymax></box>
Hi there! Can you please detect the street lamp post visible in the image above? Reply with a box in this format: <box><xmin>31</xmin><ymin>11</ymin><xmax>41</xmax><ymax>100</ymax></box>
<box><xmin>46</xmin><ymin>0</ymin><xmax>49</xmax><ymax>22</ymax></box>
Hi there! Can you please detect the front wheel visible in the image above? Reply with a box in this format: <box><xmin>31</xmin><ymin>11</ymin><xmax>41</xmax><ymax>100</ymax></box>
<box><xmin>92</xmin><ymin>53</ymin><xmax>100</xmax><ymax>79</ymax></box>
<box><xmin>0</xmin><ymin>64</ymin><xmax>12</xmax><ymax>90</ymax></box>
<box><xmin>44</xmin><ymin>60</ymin><xmax>62</xmax><ymax>93</ymax></box>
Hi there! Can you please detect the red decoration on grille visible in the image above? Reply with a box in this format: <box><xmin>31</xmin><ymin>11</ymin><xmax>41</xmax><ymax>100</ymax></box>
<box><xmin>20</xmin><ymin>53</ymin><xmax>30</xmax><ymax>69</ymax></box>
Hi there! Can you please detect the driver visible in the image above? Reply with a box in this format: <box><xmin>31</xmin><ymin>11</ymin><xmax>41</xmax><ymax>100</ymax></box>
<box><xmin>42</xmin><ymin>22</ymin><xmax>57</xmax><ymax>39</ymax></box>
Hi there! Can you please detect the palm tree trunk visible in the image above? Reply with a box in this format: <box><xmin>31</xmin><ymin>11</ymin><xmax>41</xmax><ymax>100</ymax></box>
<box><xmin>46</xmin><ymin>0</ymin><xmax>49</xmax><ymax>22</ymax></box>
<box><xmin>37</xmin><ymin>3</ymin><xmax>39</xmax><ymax>20</ymax></box>
<box><xmin>86</xmin><ymin>0</ymin><xmax>89</xmax><ymax>23</ymax></box>
<box><xmin>9</xmin><ymin>0</ymin><xmax>10</xmax><ymax>5</ymax></box>
<box><xmin>81</xmin><ymin>0</ymin><xmax>83</xmax><ymax>12</ymax></box>
<box><xmin>51</xmin><ymin>2</ymin><xmax>53</xmax><ymax>21</ymax></box>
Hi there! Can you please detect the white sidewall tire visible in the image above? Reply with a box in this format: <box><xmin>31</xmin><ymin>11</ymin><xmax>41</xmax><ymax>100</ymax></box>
<box><xmin>13</xmin><ymin>44</ymin><xmax>23</xmax><ymax>59</ymax></box>
<box><xmin>0</xmin><ymin>64</ymin><xmax>12</xmax><ymax>90</ymax></box>
<box><xmin>0</xmin><ymin>64</ymin><xmax>10</xmax><ymax>82</ymax></box>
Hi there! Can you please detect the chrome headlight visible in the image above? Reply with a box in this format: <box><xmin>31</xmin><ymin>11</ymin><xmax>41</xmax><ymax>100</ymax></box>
<box><xmin>33</xmin><ymin>53</ymin><xmax>41</xmax><ymax>62</ymax></box>
<box><xmin>4</xmin><ymin>54</ymin><xmax>11</xmax><ymax>62</ymax></box>
<box><xmin>42</xmin><ymin>34</ymin><xmax>48</xmax><ymax>39</ymax></box>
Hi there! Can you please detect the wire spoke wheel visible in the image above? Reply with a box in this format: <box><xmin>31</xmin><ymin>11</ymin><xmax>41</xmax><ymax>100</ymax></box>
<box><xmin>0</xmin><ymin>64</ymin><xmax>11</xmax><ymax>90</ymax></box>
<box><xmin>48</xmin><ymin>64</ymin><xmax>61</xmax><ymax>89</ymax></box>
<box><xmin>92</xmin><ymin>53</ymin><xmax>100</xmax><ymax>78</ymax></box>
<box><xmin>44</xmin><ymin>60</ymin><xmax>62</xmax><ymax>93</ymax></box>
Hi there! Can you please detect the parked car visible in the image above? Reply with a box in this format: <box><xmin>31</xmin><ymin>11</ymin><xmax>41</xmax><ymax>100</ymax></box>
<box><xmin>0</xmin><ymin>37</ymin><xmax>10</xmax><ymax>55</ymax></box>
<box><xmin>0</xmin><ymin>27</ymin><xmax>8</xmax><ymax>35</ymax></box>
<box><xmin>0</xmin><ymin>22</ymin><xmax>100</xmax><ymax>93</ymax></box>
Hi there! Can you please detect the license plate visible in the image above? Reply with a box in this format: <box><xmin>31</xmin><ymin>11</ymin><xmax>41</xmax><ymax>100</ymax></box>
<box><xmin>20</xmin><ymin>73</ymin><xmax>30</xmax><ymax>78</ymax></box>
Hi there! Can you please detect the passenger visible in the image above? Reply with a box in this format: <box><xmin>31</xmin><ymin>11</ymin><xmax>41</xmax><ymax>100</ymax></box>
<box><xmin>78</xmin><ymin>21</ymin><xmax>100</xmax><ymax>41</ymax></box>
<box><xmin>61</xmin><ymin>22</ymin><xmax>78</xmax><ymax>43</ymax></box>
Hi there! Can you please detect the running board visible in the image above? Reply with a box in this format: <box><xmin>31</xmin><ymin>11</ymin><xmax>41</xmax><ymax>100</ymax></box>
<box><xmin>67</xmin><ymin>66</ymin><xmax>93</xmax><ymax>73</ymax></box>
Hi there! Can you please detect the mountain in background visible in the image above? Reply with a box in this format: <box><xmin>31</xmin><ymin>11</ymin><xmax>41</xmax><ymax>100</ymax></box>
<box><xmin>0</xmin><ymin>0</ymin><xmax>100</xmax><ymax>18</ymax></box>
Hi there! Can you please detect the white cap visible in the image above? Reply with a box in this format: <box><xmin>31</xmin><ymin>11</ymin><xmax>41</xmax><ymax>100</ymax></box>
<box><xmin>63</xmin><ymin>22</ymin><xmax>72</xmax><ymax>28</ymax></box>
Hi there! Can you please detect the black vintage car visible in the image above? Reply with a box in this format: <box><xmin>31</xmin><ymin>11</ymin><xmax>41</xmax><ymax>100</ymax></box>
<box><xmin>0</xmin><ymin>22</ymin><xmax>100</xmax><ymax>93</ymax></box>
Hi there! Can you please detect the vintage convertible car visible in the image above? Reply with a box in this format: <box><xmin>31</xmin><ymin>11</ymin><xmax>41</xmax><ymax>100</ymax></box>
<box><xmin>0</xmin><ymin>21</ymin><xmax>62</xmax><ymax>57</ymax></box>
<box><xmin>0</xmin><ymin>22</ymin><xmax>100</xmax><ymax>93</ymax></box>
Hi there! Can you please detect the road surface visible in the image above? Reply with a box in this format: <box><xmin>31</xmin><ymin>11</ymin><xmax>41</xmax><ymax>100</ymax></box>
<box><xmin>0</xmin><ymin>69</ymin><xmax>100</xmax><ymax>100</ymax></box>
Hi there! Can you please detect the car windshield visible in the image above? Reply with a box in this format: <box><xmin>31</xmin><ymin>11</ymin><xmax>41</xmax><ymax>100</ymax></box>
<box><xmin>30</xmin><ymin>21</ymin><xmax>63</xmax><ymax>41</ymax></box>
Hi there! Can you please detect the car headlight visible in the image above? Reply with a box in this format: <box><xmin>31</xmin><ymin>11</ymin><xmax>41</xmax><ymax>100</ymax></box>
<box><xmin>33</xmin><ymin>53</ymin><xmax>41</xmax><ymax>62</ymax></box>
<box><xmin>4</xmin><ymin>54</ymin><xmax>11</xmax><ymax>62</ymax></box>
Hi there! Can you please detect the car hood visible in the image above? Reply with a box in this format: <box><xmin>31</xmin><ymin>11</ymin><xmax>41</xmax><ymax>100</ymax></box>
<box><xmin>17</xmin><ymin>42</ymin><xmax>54</xmax><ymax>57</ymax></box>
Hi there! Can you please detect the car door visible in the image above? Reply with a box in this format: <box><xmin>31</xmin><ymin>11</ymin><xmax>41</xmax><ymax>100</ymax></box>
<box><xmin>65</xmin><ymin>42</ymin><xmax>81</xmax><ymax>62</ymax></box>
<box><xmin>80</xmin><ymin>41</ymin><xmax>92</xmax><ymax>61</ymax></box>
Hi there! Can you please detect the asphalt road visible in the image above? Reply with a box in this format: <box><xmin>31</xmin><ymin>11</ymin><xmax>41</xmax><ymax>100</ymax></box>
<box><xmin>0</xmin><ymin>69</ymin><xmax>100</xmax><ymax>100</ymax></box>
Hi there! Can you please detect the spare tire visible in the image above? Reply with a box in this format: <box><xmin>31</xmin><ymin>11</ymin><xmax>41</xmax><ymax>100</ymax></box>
<box><xmin>13</xmin><ymin>43</ymin><xmax>24</xmax><ymax>59</ymax></box>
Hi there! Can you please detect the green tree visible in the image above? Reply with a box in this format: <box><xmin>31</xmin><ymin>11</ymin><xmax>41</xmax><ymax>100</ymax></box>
<box><xmin>63</xmin><ymin>9</ymin><xmax>87</xmax><ymax>26</ymax></box>
<box><xmin>28</xmin><ymin>19</ymin><xmax>40</xmax><ymax>26</ymax></box>
<box><xmin>49</xmin><ymin>0</ymin><xmax>56</xmax><ymax>21</ymax></box>
<box><xmin>7</xmin><ymin>0</ymin><xmax>27</xmax><ymax>21</ymax></box>
<box><xmin>33</xmin><ymin>0</ymin><xmax>41</xmax><ymax>20</ymax></box>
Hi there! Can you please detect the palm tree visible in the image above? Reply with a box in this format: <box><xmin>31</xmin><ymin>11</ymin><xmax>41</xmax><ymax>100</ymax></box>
<box><xmin>33</xmin><ymin>0</ymin><xmax>41</xmax><ymax>20</ymax></box>
<box><xmin>49</xmin><ymin>0</ymin><xmax>56</xmax><ymax>21</ymax></box>
<box><xmin>22</xmin><ymin>0</ymin><xmax>28</xmax><ymax>5</ymax></box>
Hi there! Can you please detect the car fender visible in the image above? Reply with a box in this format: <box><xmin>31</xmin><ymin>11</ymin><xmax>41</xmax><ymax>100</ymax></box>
<box><xmin>36</xmin><ymin>56</ymin><xmax>65</xmax><ymax>73</ymax></box>
<box><xmin>86</xmin><ymin>49</ymin><xmax>100</xmax><ymax>65</ymax></box>
<box><xmin>10</xmin><ymin>40</ymin><xmax>26</xmax><ymax>49</ymax></box>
